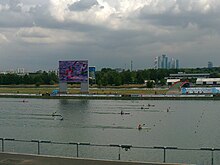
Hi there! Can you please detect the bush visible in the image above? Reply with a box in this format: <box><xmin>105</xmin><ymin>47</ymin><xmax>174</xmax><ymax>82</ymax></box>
<box><xmin>35</xmin><ymin>82</ymin><xmax>41</xmax><ymax>87</ymax></box>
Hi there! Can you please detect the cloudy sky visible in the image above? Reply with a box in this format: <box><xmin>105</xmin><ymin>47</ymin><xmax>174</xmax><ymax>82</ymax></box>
<box><xmin>0</xmin><ymin>0</ymin><xmax>220</xmax><ymax>71</ymax></box>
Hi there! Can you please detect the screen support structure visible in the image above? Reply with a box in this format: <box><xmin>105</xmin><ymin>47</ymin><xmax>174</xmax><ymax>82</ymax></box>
<box><xmin>81</xmin><ymin>65</ymin><xmax>89</xmax><ymax>93</ymax></box>
<box><xmin>59</xmin><ymin>82</ymin><xmax>68</xmax><ymax>94</ymax></box>
<box><xmin>59</xmin><ymin>82</ymin><xmax>89</xmax><ymax>94</ymax></box>
<box><xmin>81</xmin><ymin>64</ymin><xmax>89</xmax><ymax>93</ymax></box>
<box><xmin>80</xmin><ymin>81</ymin><xmax>89</xmax><ymax>93</ymax></box>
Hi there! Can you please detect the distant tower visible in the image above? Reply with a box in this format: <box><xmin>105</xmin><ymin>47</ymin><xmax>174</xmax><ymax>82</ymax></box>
<box><xmin>208</xmin><ymin>61</ymin><xmax>213</xmax><ymax>68</ymax></box>
<box><xmin>165</xmin><ymin>56</ymin><xmax>168</xmax><ymax>69</ymax></box>
<box><xmin>175</xmin><ymin>59</ymin><xmax>179</xmax><ymax>69</ymax></box>
<box><xmin>168</xmin><ymin>61</ymin><xmax>171</xmax><ymax>69</ymax></box>
<box><xmin>154</xmin><ymin>57</ymin><xmax>158</xmax><ymax>69</ymax></box>
<box><xmin>154</xmin><ymin>56</ymin><xmax>162</xmax><ymax>69</ymax></box>
<box><xmin>170</xmin><ymin>58</ymin><xmax>175</xmax><ymax>69</ymax></box>
<box><xmin>161</xmin><ymin>54</ymin><xmax>166</xmax><ymax>69</ymax></box>
<box><xmin>131</xmin><ymin>60</ymin><xmax>133</xmax><ymax>71</ymax></box>
<box><xmin>161</xmin><ymin>54</ymin><xmax>168</xmax><ymax>69</ymax></box>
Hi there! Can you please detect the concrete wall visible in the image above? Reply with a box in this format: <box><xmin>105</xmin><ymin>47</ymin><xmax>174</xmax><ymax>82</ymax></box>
<box><xmin>0</xmin><ymin>153</ymin><xmax>193</xmax><ymax>165</ymax></box>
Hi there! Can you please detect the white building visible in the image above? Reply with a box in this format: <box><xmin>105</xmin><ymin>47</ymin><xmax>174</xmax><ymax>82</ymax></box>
<box><xmin>196</xmin><ymin>78</ymin><xmax>220</xmax><ymax>85</ymax></box>
<box><xmin>166</xmin><ymin>79</ymin><xmax>180</xmax><ymax>86</ymax></box>
<box><xmin>144</xmin><ymin>80</ymin><xmax>155</xmax><ymax>85</ymax></box>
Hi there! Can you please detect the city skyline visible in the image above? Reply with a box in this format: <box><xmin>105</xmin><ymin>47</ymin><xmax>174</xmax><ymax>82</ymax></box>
<box><xmin>154</xmin><ymin>54</ymin><xmax>179</xmax><ymax>69</ymax></box>
<box><xmin>0</xmin><ymin>0</ymin><xmax>220</xmax><ymax>71</ymax></box>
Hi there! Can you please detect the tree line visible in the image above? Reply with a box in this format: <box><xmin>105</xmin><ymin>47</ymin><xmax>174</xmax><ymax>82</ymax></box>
<box><xmin>0</xmin><ymin>71</ymin><xmax>58</xmax><ymax>86</ymax></box>
<box><xmin>0</xmin><ymin>67</ymin><xmax>220</xmax><ymax>87</ymax></box>
<box><xmin>95</xmin><ymin>67</ymin><xmax>220</xmax><ymax>87</ymax></box>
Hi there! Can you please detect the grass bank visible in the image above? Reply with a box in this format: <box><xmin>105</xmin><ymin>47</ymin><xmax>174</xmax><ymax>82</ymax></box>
<box><xmin>0</xmin><ymin>85</ymin><xmax>168</xmax><ymax>95</ymax></box>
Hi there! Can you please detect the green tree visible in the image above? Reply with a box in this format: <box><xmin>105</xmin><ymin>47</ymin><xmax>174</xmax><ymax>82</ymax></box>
<box><xmin>136</xmin><ymin>71</ymin><xmax>144</xmax><ymax>84</ymax></box>
<box><xmin>146</xmin><ymin>80</ymin><xmax>154</xmax><ymax>88</ymax></box>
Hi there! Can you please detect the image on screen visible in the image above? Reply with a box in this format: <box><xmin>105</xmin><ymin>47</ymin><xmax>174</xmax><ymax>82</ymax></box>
<box><xmin>89</xmin><ymin>66</ymin><xmax>96</xmax><ymax>80</ymax></box>
<box><xmin>59</xmin><ymin>60</ymin><xmax>88</xmax><ymax>83</ymax></box>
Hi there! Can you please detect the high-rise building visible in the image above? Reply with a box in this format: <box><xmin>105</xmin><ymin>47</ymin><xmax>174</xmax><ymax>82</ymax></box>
<box><xmin>168</xmin><ymin>61</ymin><xmax>171</xmax><ymax>69</ymax></box>
<box><xmin>154</xmin><ymin>56</ymin><xmax>161</xmax><ymax>69</ymax></box>
<box><xmin>154</xmin><ymin>54</ymin><xmax>179</xmax><ymax>69</ymax></box>
<box><xmin>170</xmin><ymin>58</ymin><xmax>175</xmax><ymax>69</ymax></box>
<box><xmin>208</xmin><ymin>61</ymin><xmax>213</xmax><ymax>68</ymax></box>
<box><xmin>175</xmin><ymin>59</ymin><xmax>179</xmax><ymax>69</ymax></box>
<box><xmin>165</xmin><ymin>56</ymin><xmax>168</xmax><ymax>69</ymax></box>
<box><xmin>161</xmin><ymin>54</ymin><xmax>169</xmax><ymax>69</ymax></box>
<box><xmin>161</xmin><ymin>54</ymin><xmax>166</xmax><ymax>69</ymax></box>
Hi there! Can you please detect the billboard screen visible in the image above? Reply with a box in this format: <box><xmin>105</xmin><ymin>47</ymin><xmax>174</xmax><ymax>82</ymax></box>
<box><xmin>89</xmin><ymin>66</ymin><xmax>96</xmax><ymax>80</ymax></box>
<box><xmin>59</xmin><ymin>60</ymin><xmax>88</xmax><ymax>83</ymax></box>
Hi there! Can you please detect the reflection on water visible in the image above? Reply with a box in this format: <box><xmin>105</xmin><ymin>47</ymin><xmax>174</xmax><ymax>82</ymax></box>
<box><xmin>59</xmin><ymin>99</ymin><xmax>89</xmax><ymax>108</ymax></box>
<box><xmin>0</xmin><ymin>98</ymin><xmax>220</xmax><ymax>164</ymax></box>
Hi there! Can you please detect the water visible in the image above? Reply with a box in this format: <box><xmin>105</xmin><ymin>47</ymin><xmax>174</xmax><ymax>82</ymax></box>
<box><xmin>0</xmin><ymin>98</ymin><xmax>220</xmax><ymax>164</ymax></box>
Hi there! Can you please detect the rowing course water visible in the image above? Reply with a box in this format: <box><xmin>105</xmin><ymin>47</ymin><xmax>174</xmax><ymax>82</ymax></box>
<box><xmin>0</xmin><ymin>98</ymin><xmax>220</xmax><ymax>164</ymax></box>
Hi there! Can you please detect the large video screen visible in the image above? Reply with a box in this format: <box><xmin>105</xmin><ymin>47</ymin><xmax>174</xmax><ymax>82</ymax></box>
<box><xmin>59</xmin><ymin>60</ymin><xmax>88</xmax><ymax>83</ymax></box>
<box><xmin>89</xmin><ymin>66</ymin><xmax>96</xmax><ymax>80</ymax></box>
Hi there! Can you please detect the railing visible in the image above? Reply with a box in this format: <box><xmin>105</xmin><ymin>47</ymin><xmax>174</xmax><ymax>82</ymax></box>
<box><xmin>0</xmin><ymin>138</ymin><xmax>220</xmax><ymax>164</ymax></box>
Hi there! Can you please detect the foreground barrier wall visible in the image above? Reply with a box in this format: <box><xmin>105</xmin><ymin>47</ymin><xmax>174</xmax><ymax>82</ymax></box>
<box><xmin>0</xmin><ymin>153</ymin><xmax>193</xmax><ymax>165</ymax></box>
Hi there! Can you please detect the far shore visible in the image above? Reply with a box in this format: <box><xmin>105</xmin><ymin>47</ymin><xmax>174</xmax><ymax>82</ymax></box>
<box><xmin>0</xmin><ymin>85</ymin><xmax>219</xmax><ymax>100</ymax></box>
<box><xmin>0</xmin><ymin>85</ymin><xmax>168</xmax><ymax>95</ymax></box>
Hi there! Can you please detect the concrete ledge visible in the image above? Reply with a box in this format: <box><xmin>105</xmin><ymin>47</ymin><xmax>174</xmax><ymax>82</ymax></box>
<box><xmin>0</xmin><ymin>153</ymin><xmax>193</xmax><ymax>165</ymax></box>
<box><xmin>0</xmin><ymin>93</ymin><xmax>218</xmax><ymax>100</ymax></box>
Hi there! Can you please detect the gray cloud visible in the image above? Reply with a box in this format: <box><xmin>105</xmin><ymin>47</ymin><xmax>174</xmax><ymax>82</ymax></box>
<box><xmin>9</xmin><ymin>0</ymin><xmax>22</xmax><ymax>12</ymax></box>
<box><xmin>68</xmin><ymin>0</ymin><xmax>98</xmax><ymax>11</ymax></box>
<box><xmin>0</xmin><ymin>0</ymin><xmax>220</xmax><ymax>71</ymax></box>
<box><xmin>140</xmin><ymin>7</ymin><xmax>220</xmax><ymax>31</ymax></box>
<box><xmin>0</xmin><ymin>33</ymin><xmax>8</xmax><ymax>43</ymax></box>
